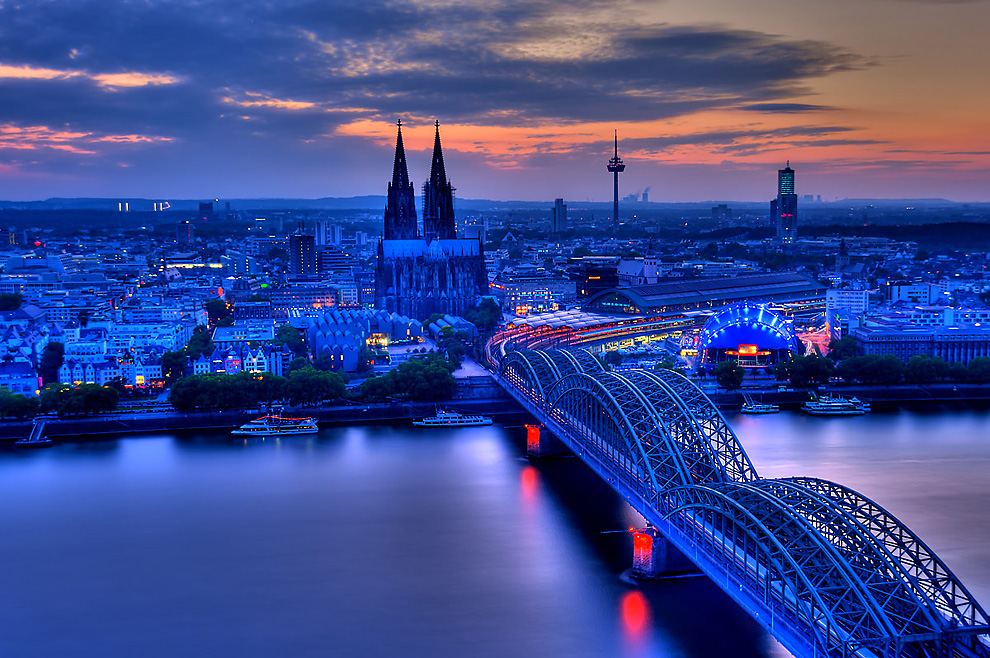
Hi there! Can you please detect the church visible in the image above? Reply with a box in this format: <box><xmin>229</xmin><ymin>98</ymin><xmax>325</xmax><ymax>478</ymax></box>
<box><xmin>375</xmin><ymin>121</ymin><xmax>487</xmax><ymax>319</ymax></box>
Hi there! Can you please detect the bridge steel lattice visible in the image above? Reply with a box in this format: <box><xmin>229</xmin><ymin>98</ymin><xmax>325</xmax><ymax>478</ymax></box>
<box><xmin>494</xmin><ymin>347</ymin><xmax>990</xmax><ymax>658</ymax></box>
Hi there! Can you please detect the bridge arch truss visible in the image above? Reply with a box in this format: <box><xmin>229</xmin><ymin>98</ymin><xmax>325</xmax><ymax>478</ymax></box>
<box><xmin>492</xmin><ymin>347</ymin><xmax>990</xmax><ymax>658</ymax></box>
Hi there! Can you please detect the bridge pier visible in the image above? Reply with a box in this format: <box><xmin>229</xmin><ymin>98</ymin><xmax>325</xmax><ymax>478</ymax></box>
<box><xmin>632</xmin><ymin>527</ymin><xmax>698</xmax><ymax>579</ymax></box>
<box><xmin>525</xmin><ymin>424</ymin><xmax>569</xmax><ymax>459</ymax></box>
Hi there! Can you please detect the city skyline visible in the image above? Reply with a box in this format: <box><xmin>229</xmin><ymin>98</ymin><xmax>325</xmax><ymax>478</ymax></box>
<box><xmin>0</xmin><ymin>0</ymin><xmax>988</xmax><ymax>202</ymax></box>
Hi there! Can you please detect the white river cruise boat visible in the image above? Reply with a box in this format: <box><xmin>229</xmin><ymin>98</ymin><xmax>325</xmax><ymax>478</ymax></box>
<box><xmin>802</xmin><ymin>393</ymin><xmax>870</xmax><ymax>416</ymax></box>
<box><xmin>232</xmin><ymin>413</ymin><xmax>319</xmax><ymax>436</ymax></box>
<box><xmin>413</xmin><ymin>409</ymin><xmax>494</xmax><ymax>427</ymax></box>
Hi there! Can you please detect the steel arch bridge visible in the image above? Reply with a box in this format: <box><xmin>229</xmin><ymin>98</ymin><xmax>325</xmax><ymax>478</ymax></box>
<box><xmin>494</xmin><ymin>347</ymin><xmax>990</xmax><ymax>658</ymax></box>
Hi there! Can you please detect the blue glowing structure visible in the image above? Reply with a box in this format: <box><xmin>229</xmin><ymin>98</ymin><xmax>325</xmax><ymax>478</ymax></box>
<box><xmin>697</xmin><ymin>302</ymin><xmax>802</xmax><ymax>367</ymax></box>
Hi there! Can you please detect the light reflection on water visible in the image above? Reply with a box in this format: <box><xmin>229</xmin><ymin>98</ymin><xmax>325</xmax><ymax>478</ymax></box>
<box><xmin>0</xmin><ymin>409</ymin><xmax>985</xmax><ymax>658</ymax></box>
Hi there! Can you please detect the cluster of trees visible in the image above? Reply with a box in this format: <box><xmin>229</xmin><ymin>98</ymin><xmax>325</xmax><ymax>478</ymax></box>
<box><xmin>713</xmin><ymin>362</ymin><xmax>745</xmax><ymax>390</ymax></box>
<box><xmin>0</xmin><ymin>389</ymin><xmax>39</xmax><ymax>419</ymax></box>
<box><xmin>464</xmin><ymin>298</ymin><xmax>502</xmax><ymax>333</ymax></box>
<box><xmin>820</xmin><ymin>337</ymin><xmax>990</xmax><ymax>385</ymax></box>
<box><xmin>169</xmin><ymin>368</ymin><xmax>346</xmax><ymax>411</ymax></box>
<box><xmin>161</xmin><ymin>325</ymin><xmax>216</xmax><ymax>382</ymax></box>
<box><xmin>0</xmin><ymin>293</ymin><xmax>23</xmax><ymax>311</ymax></box>
<box><xmin>40</xmin><ymin>384</ymin><xmax>119</xmax><ymax>417</ymax></box>
<box><xmin>835</xmin><ymin>354</ymin><xmax>990</xmax><ymax>385</ymax></box>
<box><xmin>435</xmin><ymin>327</ymin><xmax>472</xmax><ymax>366</ymax></box>
<box><xmin>775</xmin><ymin>355</ymin><xmax>834</xmax><ymax>388</ymax></box>
<box><xmin>276</xmin><ymin>324</ymin><xmax>307</xmax><ymax>356</ymax></box>
<box><xmin>358</xmin><ymin>352</ymin><xmax>456</xmax><ymax>401</ymax></box>
<box><xmin>768</xmin><ymin>347</ymin><xmax>990</xmax><ymax>389</ymax></box>
<box><xmin>205</xmin><ymin>299</ymin><xmax>233</xmax><ymax>327</ymax></box>
<box><xmin>38</xmin><ymin>342</ymin><xmax>64</xmax><ymax>386</ymax></box>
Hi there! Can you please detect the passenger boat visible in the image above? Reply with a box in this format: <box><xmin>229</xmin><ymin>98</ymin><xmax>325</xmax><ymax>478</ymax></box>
<box><xmin>740</xmin><ymin>392</ymin><xmax>779</xmax><ymax>415</ymax></box>
<box><xmin>413</xmin><ymin>409</ymin><xmax>493</xmax><ymax>427</ymax></box>
<box><xmin>14</xmin><ymin>419</ymin><xmax>53</xmax><ymax>447</ymax></box>
<box><xmin>802</xmin><ymin>393</ymin><xmax>870</xmax><ymax>416</ymax></box>
<box><xmin>231</xmin><ymin>413</ymin><xmax>318</xmax><ymax>436</ymax></box>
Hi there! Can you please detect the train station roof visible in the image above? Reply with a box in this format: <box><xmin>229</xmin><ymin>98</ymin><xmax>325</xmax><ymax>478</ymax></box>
<box><xmin>583</xmin><ymin>272</ymin><xmax>825</xmax><ymax>315</ymax></box>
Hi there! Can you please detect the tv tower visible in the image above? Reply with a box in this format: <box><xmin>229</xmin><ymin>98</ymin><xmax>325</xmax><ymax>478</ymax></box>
<box><xmin>606</xmin><ymin>130</ymin><xmax>625</xmax><ymax>228</ymax></box>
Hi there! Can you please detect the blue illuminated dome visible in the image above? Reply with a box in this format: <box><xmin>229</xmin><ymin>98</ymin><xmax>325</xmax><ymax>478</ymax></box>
<box><xmin>697</xmin><ymin>302</ymin><xmax>801</xmax><ymax>368</ymax></box>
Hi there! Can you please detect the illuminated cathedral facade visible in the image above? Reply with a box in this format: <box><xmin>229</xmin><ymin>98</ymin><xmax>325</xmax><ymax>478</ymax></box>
<box><xmin>375</xmin><ymin>121</ymin><xmax>487</xmax><ymax>319</ymax></box>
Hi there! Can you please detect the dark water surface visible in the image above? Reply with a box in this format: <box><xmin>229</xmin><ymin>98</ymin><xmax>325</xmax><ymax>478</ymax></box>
<box><xmin>1</xmin><ymin>408</ymin><xmax>987</xmax><ymax>658</ymax></box>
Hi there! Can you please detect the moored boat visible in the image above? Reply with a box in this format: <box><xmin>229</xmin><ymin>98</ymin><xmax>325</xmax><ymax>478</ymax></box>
<box><xmin>413</xmin><ymin>409</ymin><xmax>493</xmax><ymax>427</ymax></box>
<box><xmin>740</xmin><ymin>392</ymin><xmax>779</xmax><ymax>415</ymax></box>
<box><xmin>232</xmin><ymin>413</ymin><xmax>318</xmax><ymax>436</ymax></box>
<box><xmin>802</xmin><ymin>393</ymin><xmax>870</xmax><ymax>416</ymax></box>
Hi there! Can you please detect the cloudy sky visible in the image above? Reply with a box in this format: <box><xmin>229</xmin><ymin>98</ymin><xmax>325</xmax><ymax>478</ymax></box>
<box><xmin>0</xmin><ymin>0</ymin><xmax>987</xmax><ymax>202</ymax></box>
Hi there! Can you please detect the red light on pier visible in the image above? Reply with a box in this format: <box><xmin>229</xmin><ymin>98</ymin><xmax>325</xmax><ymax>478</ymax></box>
<box><xmin>633</xmin><ymin>530</ymin><xmax>654</xmax><ymax>561</ymax></box>
<box><xmin>526</xmin><ymin>424</ymin><xmax>540</xmax><ymax>453</ymax></box>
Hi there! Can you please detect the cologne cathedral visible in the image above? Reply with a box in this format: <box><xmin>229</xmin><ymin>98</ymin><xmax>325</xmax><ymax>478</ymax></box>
<box><xmin>375</xmin><ymin>121</ymin><xmax>487</xmax><ymax>319</ymax></box>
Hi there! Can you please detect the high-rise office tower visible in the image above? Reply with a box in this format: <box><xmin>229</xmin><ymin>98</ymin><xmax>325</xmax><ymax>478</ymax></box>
<box><xmin>290</xmin><ymin>232</ymin><xmax>316</xmax><ymax>276</ymax></box>
<box><xmin>771</xmin><ymin>161</ymin><xmax>798</xmax><ymax>244</ymax></box>
<box><xmin>606</xmin><ymin>130</ymin><xmax>625</xmax><ymax>228</ymax></box>
<box><xmin>422</xmin><ymin>121</ymin><xmax>456</xmax><ymax>241</ymax></box>
<box><xmin>551</xmin><ymin>198</ymin><xmax>567</xmax><ymax>234</ymax></box>
<box><xmin>383</xmin><ymin>120</ymin><xmax>418</xmax><ymax>240</ymax></box>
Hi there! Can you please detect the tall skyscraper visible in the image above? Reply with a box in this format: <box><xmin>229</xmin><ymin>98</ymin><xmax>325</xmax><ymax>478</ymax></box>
<box><xmin>606</xmin><ymin>130</ymin><xmax>625</xmax><ymax>228</ymax></box>
<box><xmin>551</xmin><ymin>198</ymin><xmax>567</xmax><ymax>234</ymax></box>
<box><xmin>383</xmin><ymin>120</ymin><xmax>417</xmax><ymax>240</ymax></box>
<box><xmin>422</xmin><ymin>121</ymin><xmax>456</xmax><ymax>241</ymax></box>
<box><xmin>290</xmin><ymin>232</ymin><xmax>316</xmax><ymax>276</ymax></box>
<box><xmin>771</xmin><ymin>161</ymin><xmax>798</xmax><ymax>244</ymax></box>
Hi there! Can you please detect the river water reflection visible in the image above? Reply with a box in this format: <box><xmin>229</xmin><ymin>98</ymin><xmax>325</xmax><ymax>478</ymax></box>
<box><xmin>0</xmin><ymin>408</ymin><xmax>987</xmax><ymax>658</ymax></box>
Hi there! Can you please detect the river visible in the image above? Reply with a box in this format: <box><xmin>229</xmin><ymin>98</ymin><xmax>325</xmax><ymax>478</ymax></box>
<box><xmin>1</xmin><ymin>408</ymin><xmax>988</xmax><ymax>658</ymax></box>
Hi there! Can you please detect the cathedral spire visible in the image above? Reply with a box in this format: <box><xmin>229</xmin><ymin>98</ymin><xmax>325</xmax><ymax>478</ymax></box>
<box><xmin>429</xmin><ymin>120</ymin><xmax>448</xmax><ymax>191</ymax></box>
<box><xmin>422</xmin><ymin>120</ymin><xmax>456</xmax><ymax>241</ymax></box>
<box><xmin>384</xmin><ymin>118</ymin><xmax>417</xmax><ymax>240</ymax></box>
<box><xmin>391</xmin><ymin>119</ymin><xmax>410</xmax><ymax>189</ymax></box>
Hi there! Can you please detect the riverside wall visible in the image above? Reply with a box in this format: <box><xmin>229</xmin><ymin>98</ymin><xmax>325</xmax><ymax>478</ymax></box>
<box><xmin>3</xmin><ymin>376</ymin><xmax>990</xmax><ymax>441</ymax></box>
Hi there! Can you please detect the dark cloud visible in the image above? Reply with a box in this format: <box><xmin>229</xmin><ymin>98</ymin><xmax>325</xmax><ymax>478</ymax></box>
<box><xmin>0</xmin><ymin>1</ymin><xmax>867</xmax><ymax>130</ymax></box>
<box><xmin>738</xmin><ymin>103</ymin><xmax>834</xmax><ymax>113</ymax></box>
<box><xmin>0</xmin><ymin>0</ymin><xmax>873</xmax><ymax>196</ymax></box>
<box><xmin>615</xmin><ymin>126</ymin><xmax>859</xmax><ymax>152</ymax></box>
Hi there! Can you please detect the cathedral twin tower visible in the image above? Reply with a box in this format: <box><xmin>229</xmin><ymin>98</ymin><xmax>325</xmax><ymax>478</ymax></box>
<box><xmin>376</xmin><ymin>121</ymin><xmax>487</xmax><ymax>319</ymax></box>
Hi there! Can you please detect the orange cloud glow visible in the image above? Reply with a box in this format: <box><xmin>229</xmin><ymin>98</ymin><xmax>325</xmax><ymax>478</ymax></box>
<box><xmin>0</xmin><ymin>123</ymin><xmax>172</xmax><ymax>154</ymax></box>
<box><xmin>222</xmin><ymin>92</ymin><xmax>317</xmax><ymax>110</ymax></box>
<box><xmin>92</xmin><ymin>72</ymin><xmax>181</xmax><ymax>88</ymax></box>
<box><xmin>0</xmin><ymin>61</ymin><xmax>179</xmax><ymax>90</ymax></box>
